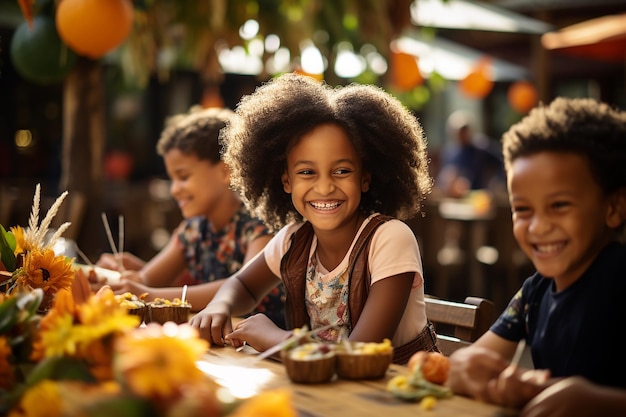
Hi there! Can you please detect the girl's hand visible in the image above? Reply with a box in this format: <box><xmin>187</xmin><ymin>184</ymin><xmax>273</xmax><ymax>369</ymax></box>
<box><xmin>446</xmin><ymin>345</ymin><xmax>509</xmax><ymax>401</ymax></box>
<box><xmin>188</xmin><ymin>301</ymin><xmax>234</xmax><ymax>347</ymax></box>
<box><xmin>225</xmin><ymin>313</ymin><xmax>291</xmax><ymax>352</ymax></box>
<box><xmin>487</xmin><ymin>366</ymin><xmax>549</xmax><ymax>409</ymax></box>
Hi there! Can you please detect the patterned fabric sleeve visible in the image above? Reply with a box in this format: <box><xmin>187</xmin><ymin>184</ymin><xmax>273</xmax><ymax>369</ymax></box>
<box><xmin>489</xmin><ymin>273</ymin><xmax>543</xmax><ymax>342</ymax></box>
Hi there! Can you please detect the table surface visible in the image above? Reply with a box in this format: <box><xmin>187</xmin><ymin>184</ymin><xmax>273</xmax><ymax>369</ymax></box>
<box><xmin>197</xmin><ymin>346</ymin><xmax>519</xmax><ymax>417</ymax></box>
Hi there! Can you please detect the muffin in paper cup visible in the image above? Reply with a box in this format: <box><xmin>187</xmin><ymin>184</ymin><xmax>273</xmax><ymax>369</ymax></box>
<box><xmin>336</xmin><ymin>339</ymin><xmax>393</xmax><ymax>380</ymax></box>
<box><xmin>115</xmin><ymin>292</ymin><xmax>148</xmax><ymax>324</ymax></box>
<box><xmin>147</xmin><ymin>298</ymin><xmax>191</xmax><ymax>324</ymax></box>
<box><xmin>281</xmin><ymin>343</ymin><xmax>336</xmax><ymax>384</ymax></box>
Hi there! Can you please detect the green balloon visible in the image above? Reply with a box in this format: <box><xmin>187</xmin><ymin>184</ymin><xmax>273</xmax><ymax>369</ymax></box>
<box><xmin>10</xmin><ymin>15</ymin><xmax>77</xmax><ymax>85</ymax></box>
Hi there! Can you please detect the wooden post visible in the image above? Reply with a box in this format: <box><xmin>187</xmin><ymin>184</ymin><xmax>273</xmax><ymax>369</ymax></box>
<box><xmin>57</xmin><ymin>57</ymin><xmax>106</xmax><ymax>260</ymax></box>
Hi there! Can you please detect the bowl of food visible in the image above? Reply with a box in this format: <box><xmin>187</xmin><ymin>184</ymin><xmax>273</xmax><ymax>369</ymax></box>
<box><xmin>335</xmin><ymin>339</ymin><xmax>393</xmax><ymax>380</ymax></box>
<box><xmin>115</xmin><ymin>292</ymin><xmax>147</xmax><ymax>324</ymax></box>
<box><xmin>281</xmin><ymin>342</ymin><xmax>336</xmax><ymax>384</ymax></box>
<box><xmin>147</xmin><ymin>297</ymin><xmax>192</xmax><ymax>324</ymax></box>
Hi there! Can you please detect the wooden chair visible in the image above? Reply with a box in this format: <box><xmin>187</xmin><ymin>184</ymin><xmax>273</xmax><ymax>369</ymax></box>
<box><xmin>425</xmin><ymin>296</ymin><xmax>495</xmax><ymax>356</ymax></box>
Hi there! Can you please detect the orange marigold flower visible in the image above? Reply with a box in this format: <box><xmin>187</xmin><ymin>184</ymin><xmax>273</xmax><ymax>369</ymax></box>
<box><xmin>8</xmin><ymin>380</ymin><xmax>62</xmax><ymax>417</ymax></box>
<box><xmin>114</xmin><ymin>322</ymin><xmax>208</xmax><ymax>400</ymax></box>
<box><xmin>230</xmin><ymin>389</ymin><xmax>298</xmax><ymax>417</ymax></box>
<box><xmin>0</xmin><ymin>336</ymin><xmax>14</xmax><ymax>389</ymax></box>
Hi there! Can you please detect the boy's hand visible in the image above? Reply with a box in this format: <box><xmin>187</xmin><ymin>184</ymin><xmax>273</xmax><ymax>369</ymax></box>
<box><xmin>487</xmin><ymin>365</ymin><xmax>550</xmax><ymax>408</ymax></box>
<box><xmin>447</xmin><ymin>346</ymin><xmax>509</xmax><ymax>401</ymax></box>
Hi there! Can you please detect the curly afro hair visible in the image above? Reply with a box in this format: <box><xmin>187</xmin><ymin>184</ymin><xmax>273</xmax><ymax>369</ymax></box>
<box><xmin>221</xmin><ymin>73</ymin><xmax>432</xmax><ymax>231</ymax></box>
<box><xmin>156</xmin><ymin>106</ymin><xmax>235</xmax><ymax>163</ymax></box>
<box><xmin>502</xmin><ymin>97</ymin><xmax>626</xmax><ymax>195</ymax></box>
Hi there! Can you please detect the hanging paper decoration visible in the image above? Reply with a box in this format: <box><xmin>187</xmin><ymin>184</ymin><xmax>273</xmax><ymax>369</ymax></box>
<box><xmin>507</xmin><ymin>81</ymin><xmax>539</xmax><ymax>114</ymax></box>
<box><xmin>459</xmin><ymin>57</ymin><xmax>494</xmax><ymax>99</ymax></box>
<box><xmin>390</xmin><ymin>51</ymin><xmax>423</xmax><ymax>92</ymax></box>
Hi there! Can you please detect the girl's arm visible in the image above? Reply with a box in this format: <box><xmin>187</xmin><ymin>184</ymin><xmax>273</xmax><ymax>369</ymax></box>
<box><xmin>243</xmin><ymin>234</ymin><xmax>273</xmax><ymax>264</ymax></box>
<box><xmin>136</xmin><ymin>233</ymin><xmax>188</xmax><ymax>287</ymax></box>
<box><xmin>349</xmin><ymin>272</ymin><xmax>414</xmax><ymax>342</ymax></box>
<box><xmin>189</xmin><ymin>252</ymin><xmax>282</xmax><ymax>346</ymax></box>
<box><xmin>111</xmin><ymin>279</ymin><xmax>223</xmax><ymax>311</ymax></box>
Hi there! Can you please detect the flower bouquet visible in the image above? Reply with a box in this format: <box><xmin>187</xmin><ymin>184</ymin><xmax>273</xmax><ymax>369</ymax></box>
<box><xmin>0</xmin><ymin>185</ymin><xmax>297</xmax><ymax>417</ymax></box>
<box><xmin>1</xmin><ymin>184</ymin><xmax>74</xmax><ymax>311</ymax></box>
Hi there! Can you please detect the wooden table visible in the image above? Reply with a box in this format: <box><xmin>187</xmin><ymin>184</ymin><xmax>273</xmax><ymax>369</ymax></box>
<box><xmin>196</xmin><ymin>346</ymin><xmax>519</xmax><ymax>417</ymax></box>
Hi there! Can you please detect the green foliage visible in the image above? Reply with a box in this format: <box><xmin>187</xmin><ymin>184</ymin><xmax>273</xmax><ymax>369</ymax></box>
<box><xmin>0</xmin><ymin>224</ymin><xmax>16</xmax><ymax>273</ymax></box>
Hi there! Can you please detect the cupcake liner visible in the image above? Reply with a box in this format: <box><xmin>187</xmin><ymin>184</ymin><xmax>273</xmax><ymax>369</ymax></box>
<box><xmin>336</xmin><ymin>351</ymin><xmax>393</xmax><ymax>380</ymax></box>
<box><xmin>148</xmin><ymin>305</ymin><xmax>191</xmax><ymax>324</ymax></box>
<box><xmin>281</xmin><ymin>350</ymin><xmax>336</xmax><ymax>384</ymax></box>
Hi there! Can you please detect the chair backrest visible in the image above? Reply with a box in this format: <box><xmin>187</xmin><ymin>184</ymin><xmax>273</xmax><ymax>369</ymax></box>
<box><xmin>425</xmin><ymin>296</ymin><xmax>495</xmax><ymax>356</ymax></box>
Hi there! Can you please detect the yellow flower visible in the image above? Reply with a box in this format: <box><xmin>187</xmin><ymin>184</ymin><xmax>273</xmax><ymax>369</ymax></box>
<box><xmin>114</xmin><ymin>323</ymin><xmax>208</xmax><ymax>400</ymax></box>
<box><xmin>78</xmin><ymin>286</ymin><xmax>140</xmax><ymax>333</ymax></box>
<box><xmin>0</xmin><ymin>336</ymin><xmax>14</xmax><ymax>389</ymax></box>
<box><xmin>15</xmin><ymin>248</ymin><xmax>74</xmax><ymax>297</ymax></box>
<box><xmin>37</xmin><ymin>312</ymin><xmax>79</xmax><ymax>358</ymax></box>
<box><xmin>230</xmin><ymin>389</ymin><xmax>297</xmax><ymax>417</ymax></box>
<box><xmin>32</xmin><ymin>287</ymin><xmax>138</xmax><ymax>376</ymax></box>
<box><xmin>10</xmin><ymin>226</ymin><xmax>28</xmax><ymax>255</ymax></box>
<box><xmin>8</xmin><ymin>380</ymin><xmax>62</xmax><ymax>417</ymax></box>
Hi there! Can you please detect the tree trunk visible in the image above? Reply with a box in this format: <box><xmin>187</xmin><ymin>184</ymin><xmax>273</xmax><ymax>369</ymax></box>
<box><xmin>56</xmin><ymin>57</ymin><xmax>106</xmax><ymax>261</ymax></box>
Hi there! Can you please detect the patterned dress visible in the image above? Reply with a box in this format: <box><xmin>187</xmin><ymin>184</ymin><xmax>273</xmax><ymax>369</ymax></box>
<box><xmin>176</xmin><ymin>204</ymin><xmax>285</xmax><ymax>328</ymax></box>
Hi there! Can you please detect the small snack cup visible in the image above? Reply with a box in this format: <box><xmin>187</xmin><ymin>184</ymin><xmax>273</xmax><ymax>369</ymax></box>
<box><xmin>336</xmin><ymin>339</ymin><xmax>393</xmax><ymax>380</ymax></box>
<box><xmin>282</xmin><ymin>343</ymin><xmax>336</xmax><ymax>384</ymax></box>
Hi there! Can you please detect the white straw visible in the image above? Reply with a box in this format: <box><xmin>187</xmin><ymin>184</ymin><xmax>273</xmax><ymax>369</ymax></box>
<box><xmin>73</xmin><ymin>242</ymin><xmax>94</xmax><ymax>266</ymax></box>
<box><xmin>118</xmin><ymin>215</ymin><xmax>125</xmax><ymax>271</ymax></box>
<box><xmin>181</xmin><ymin>285</ymin><xmax>188</xmax><ymax>305</ymax></box>
<box><xmin>101</xmin><ymin>212</ymin><xmax>118</xmax><ymax>257</ymax></box>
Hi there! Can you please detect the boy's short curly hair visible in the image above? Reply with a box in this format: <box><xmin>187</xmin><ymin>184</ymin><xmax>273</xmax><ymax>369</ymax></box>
<box><xmin>222</xmin><ymin>73</ymin><xmax>432</xmax><ymax>231</ymax></box>
<box><xmin>156</xmin><ymin>106</ymin><xmax>235</xmax><ymax>163</ymax></box>
<box><xmin>502</xmin><ymin>97</ymin><xmax>626</xmax><ymax>195</ymax></box>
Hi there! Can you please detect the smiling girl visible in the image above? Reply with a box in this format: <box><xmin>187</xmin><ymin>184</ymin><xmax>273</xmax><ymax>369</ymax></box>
<box><xmin>189</xmin><ymin>73</ymin><xmax>438</xmax><ymax>364</ymax></box>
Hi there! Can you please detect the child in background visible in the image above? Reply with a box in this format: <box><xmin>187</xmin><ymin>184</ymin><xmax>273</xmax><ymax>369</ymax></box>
<box><xmin>189</xmin><ymin>73</ymin><xmax>438</xmax><ymax>364</ymax></box>
<box><xmin>97</xmin><ymin>107</ymin><xmax>285</xmax><ymax>328</ymax></box>
<box><xmin>446</xmin><ymin>97</ymin><xmax>626</xmax><ymax>416</ymax></box>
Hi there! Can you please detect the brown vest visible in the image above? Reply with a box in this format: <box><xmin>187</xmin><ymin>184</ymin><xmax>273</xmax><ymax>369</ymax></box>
<box><xmin>279</xmin><ymin>214</ymin><xmax>440</xmax><ymax>364</ymax></box>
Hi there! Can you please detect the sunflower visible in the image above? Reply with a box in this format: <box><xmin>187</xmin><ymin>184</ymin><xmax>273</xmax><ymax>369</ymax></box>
<box><xmin>114</xmin><ymin>322</ymin><xmax>208</xmax><ymax>400</ymax></box>
<box><xmin>14</xmin><ymin>248</ymin><xmax>74</xmax><ymax>298</ymax></box>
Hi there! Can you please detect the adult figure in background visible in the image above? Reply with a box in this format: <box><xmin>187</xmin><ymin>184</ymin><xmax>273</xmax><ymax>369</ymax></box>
<box><xmin>437</xmin><ymin>110</ymin><xmax>505</xmax><ymax>198</ymax></box>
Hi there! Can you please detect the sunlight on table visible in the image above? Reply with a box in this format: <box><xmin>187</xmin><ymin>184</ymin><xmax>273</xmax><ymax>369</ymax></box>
<box><xmin>196</xmin><ymin>357</ymin><xmax>276</xmax><ymax>398</ymax></box>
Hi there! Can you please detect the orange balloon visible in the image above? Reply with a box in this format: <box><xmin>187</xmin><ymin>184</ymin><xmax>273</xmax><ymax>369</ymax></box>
<box><xmin>508</xmin><ymin>81</ymin><xmax>538</xmax><ymax>114</ymax></box>
<box><xmin>459</xmin><ymin>57</ymin><xmax>494</xmax><ymax>99</ymax></box>
<box><xmin>391</xmin><ymin>51</ymin><xmax>423</xmax><ymax>92</ymax></box>
<box><xmin>56</xmin><ymin>0</ymin><xmax>134</xmax><ymax>59</ymax></box>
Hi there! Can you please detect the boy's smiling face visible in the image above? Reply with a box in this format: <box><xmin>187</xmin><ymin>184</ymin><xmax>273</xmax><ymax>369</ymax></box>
<box><xmin>281</xmin><ymin>123</ymin><xmax>370</xmax><ymax>234</ymax></box>
<box><xmin>164</xmin><ymin>149</ymin><xmax>230</xmax><ymax>219</ymax></box>
<box><xmin>508</xmin><ymin>151</ymin><xmax>621</xmax><ymax>290</ymax></box>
